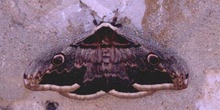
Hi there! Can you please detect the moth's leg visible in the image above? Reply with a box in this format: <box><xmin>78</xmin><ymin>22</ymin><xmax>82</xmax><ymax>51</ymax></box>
<box><xmin>111</xmin><ymin>9</ymin><xmax>119</xmax><ymax>24</ymax></box>
<box><xmin>91</xmin><ymin>11</ymin><xmax>99</xmax><ymax>26</ymax></box>
<box><xmin>109</xmin><ymin>89</ymin><xmax>155</xmax><ymax>98</ymax></box>
<box><xmin>110</xmin><ymin>9</ymin><xmax>122</xmax><ymax>27</ymax></box>
<box><xmin>91</xmin><ymin>10</ymin><xmax>107</xmax><ymax>25</ymax></box>
<box><xmin>59</xmin><ymin>91</ymin><xmax>106</xmax><ymax>100</ymax></box>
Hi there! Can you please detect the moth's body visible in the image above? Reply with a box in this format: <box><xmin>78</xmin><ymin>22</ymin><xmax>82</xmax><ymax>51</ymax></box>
<box><xmin>24</xmin><ymin>19</ymin><xmax>188</xmax><ymax>100</ymax></box>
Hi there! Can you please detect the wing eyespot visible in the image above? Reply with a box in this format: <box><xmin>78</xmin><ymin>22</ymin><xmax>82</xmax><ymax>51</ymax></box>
<box><xmin>147</xmin><ymin>53</ymin><xmax>160</xmax><ymax>65</ymax></box>
<box><xmin>51</xmin><ymin>53</ymin><xmax>65</xmax><ymax>66</ymax></box>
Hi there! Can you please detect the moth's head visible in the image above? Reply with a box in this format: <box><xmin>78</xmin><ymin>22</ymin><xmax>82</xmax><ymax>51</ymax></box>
<box><xmin>91</xmin><ymin>9</ymin><xmax>124</xmax><ymax>29</ymax></box>
<box><xmin>93</xmin><ymin>15</ymin><xmax>122</xmax><ymax>26</ymax></box>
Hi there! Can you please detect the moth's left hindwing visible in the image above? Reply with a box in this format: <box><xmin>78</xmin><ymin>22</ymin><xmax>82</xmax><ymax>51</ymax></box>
<box><xmin>24</xmin><ymin>23</ymin><xmax>188</xmax><ymax>100</ymax></box>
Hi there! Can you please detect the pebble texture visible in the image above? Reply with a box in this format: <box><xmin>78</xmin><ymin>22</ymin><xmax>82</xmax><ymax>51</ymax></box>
<box><xmin>0</xmin><ymin>0</ymin><xmax>220</xmax><ymax>110</ymax></box>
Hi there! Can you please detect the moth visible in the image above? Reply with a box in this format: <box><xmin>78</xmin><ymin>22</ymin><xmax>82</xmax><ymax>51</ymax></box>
<box><xmin>23</xmin><ymin>14</ymin><xmax>188</xmax><ymax>100</ymax></box>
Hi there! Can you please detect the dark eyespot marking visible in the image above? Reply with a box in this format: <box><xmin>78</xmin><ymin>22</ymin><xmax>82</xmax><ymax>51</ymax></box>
<box><xmin>147</xmin><ymin>53</ymin><xmax>160</xmax><ymax>65</ymax></box>
<box><xmin>51</xmin><ymin>53</ymin><xmax>65</xmax><ymax>66</ymax></box>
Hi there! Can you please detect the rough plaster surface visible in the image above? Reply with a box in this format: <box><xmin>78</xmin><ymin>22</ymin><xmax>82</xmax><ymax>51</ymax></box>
<box><xmin>0</xmin><ymin>0</ymin><xmax>220</xmax><ymax>110</ymax></box>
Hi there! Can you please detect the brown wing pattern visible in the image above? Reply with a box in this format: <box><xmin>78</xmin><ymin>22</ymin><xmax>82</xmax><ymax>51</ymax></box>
<box><xmin>24</xmin><ymin>24</ymin><xmax>188</xmax><ymax>100</ymax></box>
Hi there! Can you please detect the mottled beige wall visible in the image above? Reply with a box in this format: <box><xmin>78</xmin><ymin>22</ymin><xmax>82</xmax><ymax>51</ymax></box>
<box><xmin>0</xmin><ymin>0</ymin><xmax>220</xmax><ymax>110</ymax></box>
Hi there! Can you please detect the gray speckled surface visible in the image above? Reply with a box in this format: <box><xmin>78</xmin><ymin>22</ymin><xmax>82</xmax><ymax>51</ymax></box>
<box><xmin>0</xmin><ymin>0</ymin><xmax>220</xmax><ymax>110</ymax></box>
